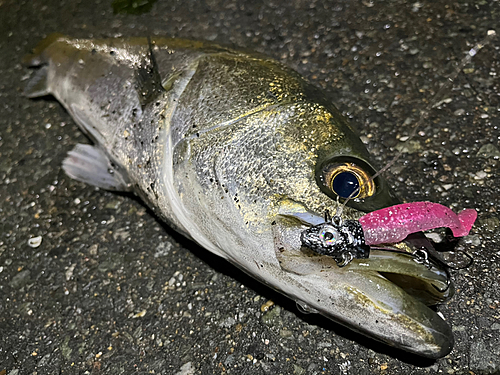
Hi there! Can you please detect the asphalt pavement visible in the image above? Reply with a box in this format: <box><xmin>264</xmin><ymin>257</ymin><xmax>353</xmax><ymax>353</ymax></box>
<box><xmin>0</xmin><ymin>0</ymin><xmax>499</xmax><ymax>374</ymax></box>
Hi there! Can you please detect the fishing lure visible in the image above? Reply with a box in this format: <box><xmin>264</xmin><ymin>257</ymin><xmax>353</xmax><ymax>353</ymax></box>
<box><xmin>300</xmin><ymin>30</ymin><xmax>495</xmax><ymax>268</ymax></box>
<box><xmin>301</xmin><ymin>211</ymin><xmax>369</xmax><ymax>267</ymax></box>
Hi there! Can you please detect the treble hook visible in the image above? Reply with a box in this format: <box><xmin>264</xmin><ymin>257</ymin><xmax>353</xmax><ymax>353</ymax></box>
<box><xmin>432</xmin><ymin>267</ymin><xmax>452</xmax><ymax>294</ymax></box>
<box><xmin>412</xmin><ymin>246</ymin><xmax>472</xmax><ymax>293</ymax></box>
<box><xmin>337</xmin><ymin>252</ymin><xmax>355</xmax><ymax>268</ymax></box>
<box><xmin>412</xmin><ymin>247</ymin><xmax>432</xmax><ymax>270</ymax></box>
<box><xmin>411</xmin><ymin>246</ymin><xmax>452</xmax><ymax>293</ymax></box>
<box><xmin>439</xmin><ymin>250</ymin><xmax>474</xmax><ymax>271</ymax></box>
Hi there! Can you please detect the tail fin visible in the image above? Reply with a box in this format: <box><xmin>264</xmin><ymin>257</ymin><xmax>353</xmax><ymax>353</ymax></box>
<box><xmin>23</xmin><ymin>33</ymin><xmax>66</xmax><ymax>98</ymax></box>
<box><xmin>24</xmin><ymin>65</ymin><xmax>50</xmax><ymax>98</ymax></box>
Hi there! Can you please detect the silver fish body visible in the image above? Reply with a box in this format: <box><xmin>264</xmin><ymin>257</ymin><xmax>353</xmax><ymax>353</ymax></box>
<box><xmin>25</xmin><ymin>35</ymin><xmax>454</xmax><ymax>358</ymax></box>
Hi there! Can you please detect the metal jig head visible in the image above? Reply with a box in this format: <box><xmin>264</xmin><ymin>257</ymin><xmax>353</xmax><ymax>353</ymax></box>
<box><xmin>300</xmin><ymin>210</ymin><xmax>369</xmax><ymax>267</ymax></box>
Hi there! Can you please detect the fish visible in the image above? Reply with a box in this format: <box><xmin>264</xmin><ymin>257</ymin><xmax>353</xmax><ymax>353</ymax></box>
<box><xmin>23</xmin><ymin>34</ymin><xmax>476</xmax><ymax>358</ymax></box>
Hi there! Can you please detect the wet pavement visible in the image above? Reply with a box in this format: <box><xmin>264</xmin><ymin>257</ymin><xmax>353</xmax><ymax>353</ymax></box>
<box><xmin>1</xmin><ymin>0</ymin><xmax>499</xmax><ymax>374</ymax></box>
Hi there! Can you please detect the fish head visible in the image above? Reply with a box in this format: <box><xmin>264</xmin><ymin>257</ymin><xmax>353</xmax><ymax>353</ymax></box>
<box><xmin>172</xmin><ymin>59</ymin><xmax>456</xmax><ymax>358</ymax></box>
<box><xmin>251</xmin><ymin>101</ymin><xmax>455</xmax><ymax>359</ymax></box>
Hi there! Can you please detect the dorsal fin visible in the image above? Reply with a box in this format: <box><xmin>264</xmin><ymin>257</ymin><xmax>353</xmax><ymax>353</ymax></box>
<box><xmin>136</xmin><ymin>36</ymin><xmax>165</xmax><ymax>107</ymax></box>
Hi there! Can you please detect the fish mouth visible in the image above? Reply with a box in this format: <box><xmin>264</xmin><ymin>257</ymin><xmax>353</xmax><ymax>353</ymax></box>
<box><xmin>273</xmin><ymin>200</ymin><xmax>464</xmax><ymax>358</ymax></box>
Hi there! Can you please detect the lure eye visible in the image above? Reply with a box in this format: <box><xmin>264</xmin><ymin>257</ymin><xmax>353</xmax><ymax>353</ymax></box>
<box><xmin>322</xmin><ymin>162</ymin><xmax>375</xmax><ymax>199</ymax></box>
<box><xmin>320</xmin><ymin>225</ymin><xmax>339</xmax><ymax>246</ymax></box>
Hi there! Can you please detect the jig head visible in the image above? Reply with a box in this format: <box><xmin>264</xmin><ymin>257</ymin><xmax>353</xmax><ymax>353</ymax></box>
<box><xmin>300</xmin><ymin>211</ymin><xmax>370</xmax><ymax>267</ymax></box>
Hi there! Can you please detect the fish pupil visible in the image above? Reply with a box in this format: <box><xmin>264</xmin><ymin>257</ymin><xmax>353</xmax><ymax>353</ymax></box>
<box><xmin>332</xmin><ymin>172</ymin><xmax>359</xmax><ymax>198</ymax></box>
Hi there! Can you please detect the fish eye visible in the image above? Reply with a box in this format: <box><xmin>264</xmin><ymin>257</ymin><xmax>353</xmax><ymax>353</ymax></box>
<box><xmin>322</xmin><ymin>162</ymin><xmax>375</xmax><ymax>199</ymax></box>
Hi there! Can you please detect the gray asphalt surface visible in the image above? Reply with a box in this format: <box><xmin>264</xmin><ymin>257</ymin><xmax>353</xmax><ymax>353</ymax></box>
<box><xmin>1</xmin><ymin>0</ymin><xmax>499</xmax><ymax>374</ymax></box>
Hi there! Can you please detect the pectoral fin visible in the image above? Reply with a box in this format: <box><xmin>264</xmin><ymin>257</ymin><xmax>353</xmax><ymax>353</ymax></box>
<box><xmin>63</xmin><ymin>144</ymin><xmax>132</xmax><ymax>192</ymax></box>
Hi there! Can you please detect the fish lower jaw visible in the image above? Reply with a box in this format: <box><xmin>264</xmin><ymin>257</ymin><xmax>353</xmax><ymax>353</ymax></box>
<box><xmin>287</xmin><ymin>273</ymin><xmax>454</xmax><ymax>359</ymax></box>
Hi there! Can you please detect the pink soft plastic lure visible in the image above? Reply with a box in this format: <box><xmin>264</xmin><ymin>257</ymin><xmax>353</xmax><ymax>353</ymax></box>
<box><xmin>359</xmin><ymin>202</ymin><xmax>477</xmax><ymax>245</ymax></box>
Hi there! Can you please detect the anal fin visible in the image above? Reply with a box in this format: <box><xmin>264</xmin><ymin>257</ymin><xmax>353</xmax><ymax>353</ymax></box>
<box><xmin>63</xmin><ymin>144</ymin><xmax>132</xmax><ymax>192</ymax></box>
